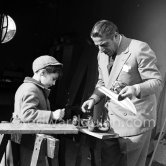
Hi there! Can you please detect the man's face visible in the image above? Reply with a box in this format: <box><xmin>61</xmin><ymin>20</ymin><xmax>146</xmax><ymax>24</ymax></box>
<box><xmin>41</xmin><ymin>72</ymin><xmax>59</xmax><ymax>88</ymax></box>
<box><xmin>92</xmin><ymin>35</ymin><xmax>118</xmax><ymax>56</ymax></box>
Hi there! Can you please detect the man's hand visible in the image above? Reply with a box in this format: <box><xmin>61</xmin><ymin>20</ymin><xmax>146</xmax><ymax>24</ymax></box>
<box><xmin>118</xmin><ymin>86</ymin><xmax>138</xmax><ymax>100</ymax></box>
<box><xmin>81</xmin><ymin>99</ymin><xmax>95</xmax><ymax>113</ymax></box>
<box><xmin>52</xmin><ymin>108</ymin><xmax>65</xmax><ymax>120</ymax></box>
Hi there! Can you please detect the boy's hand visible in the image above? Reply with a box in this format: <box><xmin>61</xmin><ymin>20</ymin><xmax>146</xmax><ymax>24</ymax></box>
<box><xmin>52</xmin><ymin>108</ymin><xmax>65</xmax><ymax>120</ymax></box>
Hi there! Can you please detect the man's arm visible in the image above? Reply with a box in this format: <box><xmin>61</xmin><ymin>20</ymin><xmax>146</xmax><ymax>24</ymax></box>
<box><xmin>89</xmin><ymin>62</ymin><xmax>106</xmax><ymax>104</ymax></box>
<box><xmin>119</xmin><ymin>42</ymin><xmax>162</xmax><ymax>99</ymax></box>
<box><xmin>137</xmin><ymin>42</ymin><xmax>162</xmax><ymax>97</ymax></box>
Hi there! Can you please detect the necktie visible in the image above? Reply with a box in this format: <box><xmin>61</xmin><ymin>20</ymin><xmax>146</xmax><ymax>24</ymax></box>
<box><xmin>107</xmin><ymin>56</ymin><xmax>114</xmax><ymax>74</ymax></box>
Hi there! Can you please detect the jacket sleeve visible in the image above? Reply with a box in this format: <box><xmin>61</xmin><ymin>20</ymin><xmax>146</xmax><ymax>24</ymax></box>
<box><xmin>136</xmin><ymin>42</ymin><xmax>163</xmax><ymax>97</ymax></box>
<box><xmin>90</xmin><ymin>53</ymin><xmax>106</xmax><ymax>103</ymax></box>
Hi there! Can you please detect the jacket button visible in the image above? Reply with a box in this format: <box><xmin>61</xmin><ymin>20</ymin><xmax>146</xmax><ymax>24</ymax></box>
<box><xmin>123</xmin><ymin>112</ymin><xmax>127</xmax><ymax>116</ymax></box>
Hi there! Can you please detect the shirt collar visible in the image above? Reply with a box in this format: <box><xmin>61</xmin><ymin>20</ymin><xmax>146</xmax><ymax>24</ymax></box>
<box><xmin>118</xmin><ymin>34</ymin><xmax>122</xmax><ymax>48</ymax></box>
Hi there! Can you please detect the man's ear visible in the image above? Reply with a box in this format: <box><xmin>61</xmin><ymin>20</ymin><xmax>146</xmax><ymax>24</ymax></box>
<box><xmin>114</xmin><ymin>32</ymin><xmax>118</xmax><ymax>38</ymax></box>
<box><xmin>113</xmin><ymin>32</ymin><xmax>119</xmax><ymax>42</ymax></box>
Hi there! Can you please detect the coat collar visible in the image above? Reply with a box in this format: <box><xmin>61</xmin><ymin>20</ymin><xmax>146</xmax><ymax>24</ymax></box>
<box><xmin>117</xmin><ymin>35</ymin><xmax>131</xmax><ymax>55</ymax></box>
<box><xmin>24</xmin><ymin>77</ymin><xmax>51</xmax><ymax>97</ymax></box>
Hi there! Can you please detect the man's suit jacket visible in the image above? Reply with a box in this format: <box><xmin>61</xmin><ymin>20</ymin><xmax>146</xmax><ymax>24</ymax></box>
<box><xmin>92</xmin><ymin>35</ymin><xmax>162</xmax><ymax>137</ymax></box>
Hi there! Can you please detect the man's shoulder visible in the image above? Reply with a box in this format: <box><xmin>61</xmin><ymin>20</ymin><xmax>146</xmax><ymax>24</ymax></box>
<box><xmin>131</xmin><ymin>39</ymin><xmax>146</xmax><ymax>45</ymax></box>
<box><xmin>129</xmin><ymin>38</ymin><xmax>150</xmax><ymax>53</ymax></box>
<box><xmin>128</xmin><ymin>36</ymin><xmax>149</xmax><ymax>48</ymax></box>
<box><xmin>122</xmin><ymin>35</ymin><xmax>146</xmax><ymax>46</ymax></box>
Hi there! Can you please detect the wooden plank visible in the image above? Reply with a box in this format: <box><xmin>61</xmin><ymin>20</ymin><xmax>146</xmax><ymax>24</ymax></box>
<box><xmin>79</xmin><ymin>128</ymin><xmax>119</xmax><ymax>139</ymax></box>
<box><xmin>0</xmin><ymin>123</ymin><xmax>78</xmax><ymax>134</ymax></box>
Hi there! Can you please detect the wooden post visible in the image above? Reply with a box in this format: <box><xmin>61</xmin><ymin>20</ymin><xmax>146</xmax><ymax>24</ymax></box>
<box><xmin>30</xmin><ymin>134</ymin><xmax>46</xmax><ymax>166</ymax></box>
<box><xmin>0</xmin><ymin>134</ymin><xmax>9</xmax><ymax>162</ymax></box>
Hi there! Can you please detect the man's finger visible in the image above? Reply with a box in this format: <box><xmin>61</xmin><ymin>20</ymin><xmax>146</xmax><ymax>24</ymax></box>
<box><xmin>81</xmin><ymin>105</ymin><xmax>86</xmax><ymax>112</ymax></box>
<box><xmin>118</xmin><ymin>94</ymin><xmax>126</xmax><ymax>101</ymax></box>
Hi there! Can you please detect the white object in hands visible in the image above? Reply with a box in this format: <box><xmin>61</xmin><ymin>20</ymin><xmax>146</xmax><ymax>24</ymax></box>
<box><xmin>98</xmin><ymin>86</ymin><xmax>137</xmax><ymax>115</ymax></box>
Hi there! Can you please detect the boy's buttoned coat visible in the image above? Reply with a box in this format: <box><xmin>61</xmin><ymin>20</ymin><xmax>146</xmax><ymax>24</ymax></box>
<box><xmin>13</xmin><ymin>77</ymin><xmax>52</xmax><ymax>123</ymax></box>
<box><xmin>12</xmin><ymin>77</ymin><xmax>53</xmax><ymax>166</ymax></box>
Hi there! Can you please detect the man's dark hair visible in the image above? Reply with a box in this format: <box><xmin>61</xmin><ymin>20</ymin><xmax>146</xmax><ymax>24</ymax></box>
<box><xmin>90</xmin><ymin>20</ymin><xmax>119</xmax><ymax>39</ymax></box>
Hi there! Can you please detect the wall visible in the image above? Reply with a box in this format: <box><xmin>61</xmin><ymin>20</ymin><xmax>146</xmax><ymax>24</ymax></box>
<box><xmin>57</xmin><ymin>0</ymin><xmax>166</xmax><ymax>129</ymax></box>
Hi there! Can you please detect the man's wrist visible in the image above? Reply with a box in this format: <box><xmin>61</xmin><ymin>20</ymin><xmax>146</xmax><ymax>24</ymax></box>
<box><xmin>133</xmin><ymin>84</ymin><xmax>141</xmax><ymax>98</ymax></box>
<box><xmin>90</xmin><ymin>93</ymin><xmax>101</xmax><ymax>104</ymax></box>
<box><xmin>88</xmin><ymin>98</ymin><xmax>96</xmax><ymax>104</ymax></box>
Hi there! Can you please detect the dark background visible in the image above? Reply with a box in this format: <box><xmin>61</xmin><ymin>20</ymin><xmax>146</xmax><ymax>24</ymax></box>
<box><xmin>0</xmin><ymin>0</ymin><xmax>166</xmax><ymax>124</ymax></box>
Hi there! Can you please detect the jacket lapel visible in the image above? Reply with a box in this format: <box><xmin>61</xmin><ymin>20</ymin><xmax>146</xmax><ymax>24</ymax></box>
<box><xmin>98</xmin><ymin>52</ymin><xmax>110</xmax><ymax>84</ymax></box>
<box><xmin>106</xmin><ymin>36</ymin><xmax>132</xmax><ymax>89</ymax></box>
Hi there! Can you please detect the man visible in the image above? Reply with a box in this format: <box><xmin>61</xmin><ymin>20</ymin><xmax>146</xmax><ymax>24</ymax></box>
<box><xmin>12</xmin><ymin>55</ymin><xmax>65</xmax><ymax>166</ymax></box>
<box><xmin>81</xmin><ymin>20</ymin><xmax>162</xmax><ymax>166</ymax></box>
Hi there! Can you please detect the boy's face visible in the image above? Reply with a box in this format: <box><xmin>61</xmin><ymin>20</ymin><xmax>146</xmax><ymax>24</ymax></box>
<box><xmin>41</xmin><ymin>72</ymin><xmax>59</xmax><ymax>88</ymax></box>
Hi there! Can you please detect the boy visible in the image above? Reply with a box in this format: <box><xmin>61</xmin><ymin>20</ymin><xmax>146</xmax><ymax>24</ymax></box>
<box><xmin>12</xmin><ymin>55</ymin><xmax>65</xmax><ymax>166</ymax></box>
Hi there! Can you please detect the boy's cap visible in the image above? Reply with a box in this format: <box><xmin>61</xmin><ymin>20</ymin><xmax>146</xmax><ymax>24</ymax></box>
<box><xmin>32</xmin><ymin>55</ymin><xmax>63</xmax><ymax>73</ymax></box>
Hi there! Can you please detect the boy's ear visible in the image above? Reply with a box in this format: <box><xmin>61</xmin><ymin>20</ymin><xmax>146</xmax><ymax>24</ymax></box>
<box><xmin>40</xmin><ymin>69</ymin><xmax>46</xmax><ymax>76</ymax></box>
